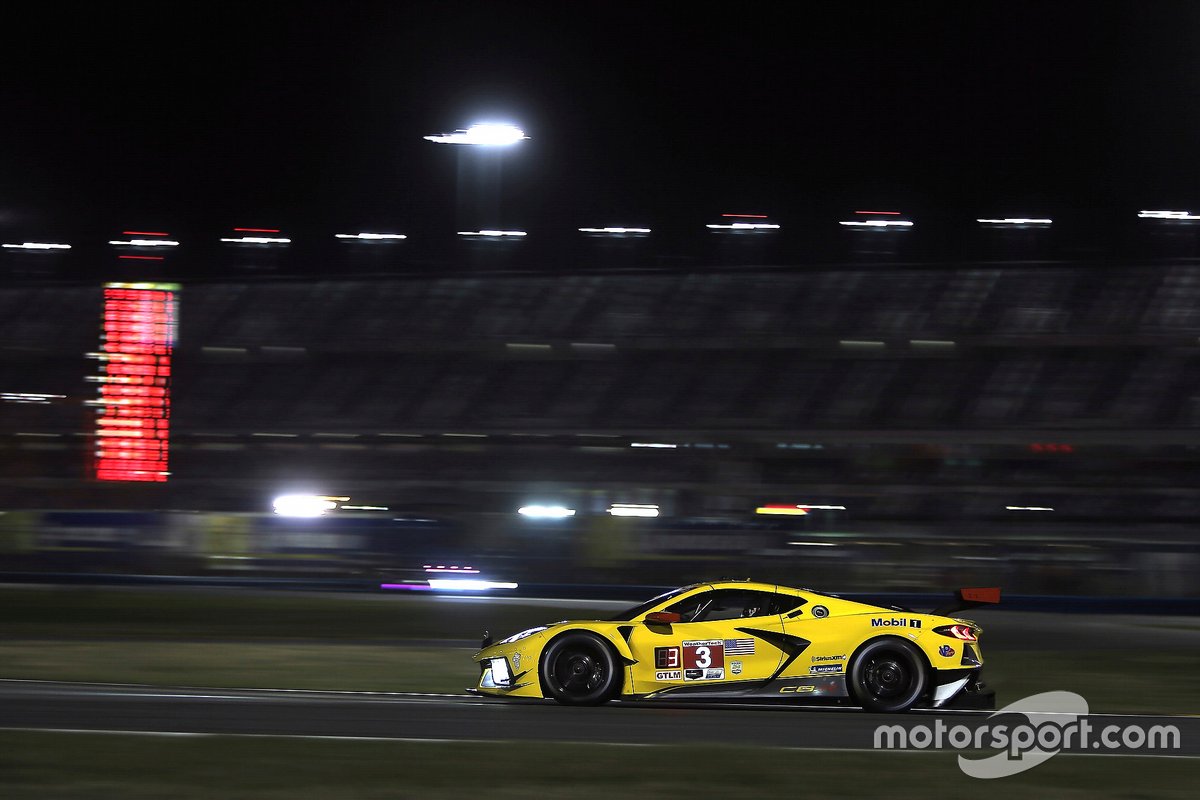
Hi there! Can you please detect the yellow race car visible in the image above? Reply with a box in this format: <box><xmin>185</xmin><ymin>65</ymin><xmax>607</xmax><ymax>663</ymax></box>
<box><xmin>471</xmin><ymin>580</ymin><xmax>997</xmax><ymax>712</ymax></box>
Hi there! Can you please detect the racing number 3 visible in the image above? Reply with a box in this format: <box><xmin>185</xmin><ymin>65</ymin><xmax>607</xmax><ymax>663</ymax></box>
<box><xmin>683</xmin><ymin>641</ymin><xmax>725</xmax><ymax>669</ymax></box>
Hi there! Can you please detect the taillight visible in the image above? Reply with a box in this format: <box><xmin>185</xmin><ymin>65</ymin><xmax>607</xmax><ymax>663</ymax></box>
<box><xmin>934</xmin><ymin>624</ymin><xmax>978</xmax><ymax>642</ymax></box>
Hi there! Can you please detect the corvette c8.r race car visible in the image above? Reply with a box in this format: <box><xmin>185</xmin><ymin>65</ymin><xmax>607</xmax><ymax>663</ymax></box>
<box><xmin>471</xmin><ymin>580</ymin><xmax>998</xmax><ymax>712</ymax></box>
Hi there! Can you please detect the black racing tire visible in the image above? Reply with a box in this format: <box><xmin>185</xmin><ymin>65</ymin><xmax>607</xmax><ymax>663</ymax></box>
<box><xmin>539</xmin><ymin>632</ymin><xmax>621</xmax><ymax>706</ymax></box>
<box><xmin>849</xmin><ymin>637</ymin><xmax>928</xmax><ymax>713</ymax></box>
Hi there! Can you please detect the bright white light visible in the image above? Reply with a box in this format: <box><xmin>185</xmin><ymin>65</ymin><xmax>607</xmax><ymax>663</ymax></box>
<box><xmin>787</xmin><ymin>541</ymin><xmax>838</xmax><ymax>547</ymax></box>
<box><xmin>108</xmin><ymin>239</ymin><xmax>180</xmax><ymax>247</ymax></box>
<box><xmin>340</xmin><ymin>505</ymin><xmax>389</xmax><ymax>511</ymax></box>
<box><xmin>2</xmin><ymin>242</ymin><xmax>71</xmax><ymax>250</ymax></box>
<box><xmin>630</xmin><ymin>442</ymin><xmax>676</xmax><ymax>449</ymax></box>
<box><xmin>1138</xmin><ymin>210</ymin><xmax>1200</xmax><ymax>220</ymax></box>
<box><xmin>221</xmin><ymin>237</ymin><xmax>291</xmax><ymax>244</ymax></box>
<box><xmin>706</xmin><ymin>223</ymin><xmax>781</xmax><ymax>230</ymax></box>
<box><xmin>578</xmin><ymin>227</ymin><xmax>652</xmax><ymax>234</ymax></box>
<box><xmin>335</xmin><ymin>233</ymin><xmax>408</xmax><ymax>240</ymax></box>
<box><xmin>797</xmin><ymin>504</ymin><xmax>848</xmax><ymax>510</ymax></box>
<box><xmin>838</xmin><ymin>220</ymin><xmax>914</xmax><ymax>227</ymax></box>
<box><xmin>457</xmin><ymin>230</ymin><xmax>527</xmax><ymax>237</ymax></box>
<box><xmin>608</xmin><ymin>503</ymin><xmax>660</xmax><ymax>518</ymax></box>
<box><xmin>424</xmin><ymin>123</ymin><xmax>527</xmax><ymax>146</ymax></box>
<box><xmin>1</xmin><ymin>392</ymin><xmax>64</xmax><ymax>404</ymax></box>
<box><xmin>518</xmin><ymin>505</ymin><xmax>576</xmax><ymax>519</ymax></box>
<box><xmin>1005</xmin><ymin>506</ymin><xmax>1055</xmax><ymax>512</ymax></box>
<box><xmin>272</xmin><ymin>494</ymin><xmax>338</xmax><ymax>517</ymax></box>
<box><xmin>976</xmin><ymin>218</ymin><xmax>1052</xmax><ymax>226</ymax></box>
<box><xmin>428</xmin><ymin>579</ymin><xmax>520</xmax><ymax>591</ymax></box>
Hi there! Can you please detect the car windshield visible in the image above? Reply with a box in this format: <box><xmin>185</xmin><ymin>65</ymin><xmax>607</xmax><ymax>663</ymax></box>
<box><xmin>607</xmin><ymin>586</ymin><xmax>694</xmax><ymax>621</ymax></box>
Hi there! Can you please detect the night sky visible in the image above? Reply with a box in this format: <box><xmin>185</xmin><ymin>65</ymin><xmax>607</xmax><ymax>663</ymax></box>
<box><xmin>3</xmin><ymin>2</ymin><xmax>1200</xmax><ymax>238</ymax></box>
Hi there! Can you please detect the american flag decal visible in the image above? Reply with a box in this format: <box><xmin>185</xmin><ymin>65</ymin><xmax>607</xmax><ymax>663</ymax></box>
<box><xmin>724</xmin><ymin>638</ymin><xmax>755</xmax><ymax>656</ymax></box>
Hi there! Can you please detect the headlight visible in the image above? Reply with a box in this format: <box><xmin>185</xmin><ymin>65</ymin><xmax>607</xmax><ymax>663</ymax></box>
<box><xmin>490</xmin><ymin>657</ymin><xmax>511</xmax><ymax>685</ymax></box>
<box><xmin>498</xmin><ymin>626</ymin><xmax>547</xmax><ymax>645</ymax></box>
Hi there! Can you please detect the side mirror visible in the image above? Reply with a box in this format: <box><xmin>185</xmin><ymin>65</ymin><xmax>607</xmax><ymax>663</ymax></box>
<box><xmin>644</xmin><ymin>611</ymin><xmax>681</xmax><ymax>625</ymax></box>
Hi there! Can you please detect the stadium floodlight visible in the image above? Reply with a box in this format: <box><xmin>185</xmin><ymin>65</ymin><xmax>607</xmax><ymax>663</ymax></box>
<box><xmin>2</xmin><ymin>242</ymin><xmax>71</xmax><ymax>250</ymax></box>
<box><xmin>1138</xmin><ymin>210</ymin><xmax>1200</xmax><ymax>220</ymax></box>
<box><xmin>272</xmin><ymin>494</ymin><xmax>342</xmax><ymax>517</ymax></box>
<box><xmin>518</xmin><ymin>505</ymin><xmax>576</xmax><ymax>519</ymax></box>
<box><xmin>335</xmin><ymin>233</ymin><xmax>408</xmax><ymax>241</ymax></box>
<box><xmin>607</xmin><ymin>503</ymin><xmax>660</xmax><ymax>518</ymax></box>
<box><xmin>424</xmin><ymin>123</ymin><xmax>528</xmax><ymax>146</ymax></box>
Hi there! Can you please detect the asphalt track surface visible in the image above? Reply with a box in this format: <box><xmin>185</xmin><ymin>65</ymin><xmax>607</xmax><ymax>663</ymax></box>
<box><xmin>1</xmin><ymin>680</ymin><xmax>1195</xmax><ymax>757</ymax></box>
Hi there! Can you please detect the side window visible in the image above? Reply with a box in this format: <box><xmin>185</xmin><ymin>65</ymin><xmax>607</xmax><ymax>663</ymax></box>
<box><xmin>664</xmin><ymin>591</ymin><xmax>713</xmax><ymax>622</ymax></box>
<box><xmin>771</xmin><ymin>594</ymin><xmax>808</xmax><ymax>615</ymax></box>
<box><xmin>666</xmin><ymin>589</ymin><xmax>784</xmax><ymax>622</ymax></box>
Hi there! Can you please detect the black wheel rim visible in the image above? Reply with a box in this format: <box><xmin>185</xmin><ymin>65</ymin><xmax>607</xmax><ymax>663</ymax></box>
<box><xmin>551</xmin><ymin>644</ymin><xmax>607</xmax><ymax>696</ymax></box>
<box><xmin>861</xmin><ymin>653</ymin><xmax>916</xmax><ymax>700</ymax></box>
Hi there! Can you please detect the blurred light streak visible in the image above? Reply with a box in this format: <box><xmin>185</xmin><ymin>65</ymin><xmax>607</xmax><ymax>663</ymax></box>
<box><xmin>272</xmin><ymin>495</ymin><xmax>345</xmax><ymax>516</ymax></box>
<box><xmin>631</xmin><ymin>442</ymin><xmax>676</xmax><ymax>449</ymax></box>
<box><xmin>518</xmin><ymin>505</ymin><xmax>576</xmax><ymax>518</ymax></box>
<box><xmin>335</xmin><ymin>233</ymin><xmax>408</xmax><ymax>240</ymax></box>
<box><xmin>910</xmin><ymin>339</ymin><xmax>956</xmax><ymax>347</ymax></box>
<box><xmin>423</xmin><ymin>565</ymin><xmax>480</xmax><ymax>573</ymax></box>
<box><xmin>221</xmin><ymin>236</ymin><xmax>291</xmax><ymax>244</ymax></box>
<box><xmin>427</xmin><ymin>579</ymin><xmax>520</xmax><ymax>590</ymax></box>
<box><xmin>756</xmin><ymin>504</ymin><xmax>809</xmax><ymax>516</ymax></box>
<box><xmin>839</xmin><ymin>220</ymin><xmax>913</xmax><ymax>227</ymax></box>
<box><xmin>1006</xmin><ymin>506</ymin><xmax>1055</xmax><ymax>512</ymax></box>
<box><xmin>578</xmin><ymin>227</ymin><xmax>652</xmax><ymax>234</ymax></box>
<box><xmin>706</xmin><ymin>222</ymin><xmax>780</xmax><ymax>230</ymax></box>
<box><xmin>1138</xmin><ymin>210</ymin><xmax>1200</xmax><ymax>220</ymax></box>
<box><xmin>457</xmin><ymin>230</ymin><xmax>527</xmax><ymax>237</ymax></box>
<box><xmin>798</xmin><ymin>504</ymin><xmax>847</xmax><ymax>510</ymax></box>
<box><xmin>2</xmin><ymin>392</ymin><xmax>64</xmax><ymax>404</ymax></box>
<box><xmin>787</xmin><ymin>541</ymin><xmax>838</xmax><ymax>546</ymax></box>
<box><xmin>608</xmin><ymin>503</ymin><xmax>660</xmax><ymax>517</ymax></box>
<box><xmin>2</xmin><ymin>242</ymin><xmax>70</xmax><ymax>249</ymax></box>
<box><xmin>976</xmin><ymin>218</ymin><xmax>1052</xmax><ymax>226</ymax></box>
<box><xmin>840</xmin><ymin>339</ymin><xmax>886</xmax><ymax>348</ymax></box>
<box><xmin>108</xmin><ymin>239</ymin><xmax>180</xmax><ymax>247</ymax></box>
<box><xmin>424</xmin><ymin>123</ymin><xmax>527</xmax><ymax>145</ymax></box>
<box><xmin>380</xmin><ymin>583</ymin><xmax>433</xmax><ymax>591</ymax></box>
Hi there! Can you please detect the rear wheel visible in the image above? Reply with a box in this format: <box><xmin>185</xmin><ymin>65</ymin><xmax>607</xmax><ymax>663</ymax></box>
<box><xmin>850</xmin><ymin>638</ymin><xmax>927</xmax><ymax>713</ymax></box>
<box><xmin>540</xmin><ymin>632</ymin><xmax>620</xmax><ymax>706</ymax></box>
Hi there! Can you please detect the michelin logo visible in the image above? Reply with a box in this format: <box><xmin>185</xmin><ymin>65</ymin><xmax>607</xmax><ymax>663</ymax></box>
<box><xmin>871</xmin><ymin>618</ymin><xmax>922</xmax><ymax>628</ymax></box>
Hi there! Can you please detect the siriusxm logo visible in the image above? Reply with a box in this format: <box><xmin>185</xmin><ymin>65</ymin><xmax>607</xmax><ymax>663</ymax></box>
<box><xmin>871</xmin><ymin>618</ymin><xmax>922</xmax><ymax>628</ymax></box>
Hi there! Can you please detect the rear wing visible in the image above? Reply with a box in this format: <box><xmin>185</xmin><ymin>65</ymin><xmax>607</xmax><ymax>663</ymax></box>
<box><xmin>932</xmin><ymin>587</ymin><xmax>1001</xmax><ymax>617</ymax></box>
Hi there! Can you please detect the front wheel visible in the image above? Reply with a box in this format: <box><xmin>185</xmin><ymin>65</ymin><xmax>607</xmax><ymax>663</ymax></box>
<box><xmin>849</xmin><ymin>638</ymin><xmax>927</xmax><ymax>713</ymax></box>
<box><xmin>540</xmin><ymin>632</ymin><xmax>620</xmax><ymax>706</ymax></box>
